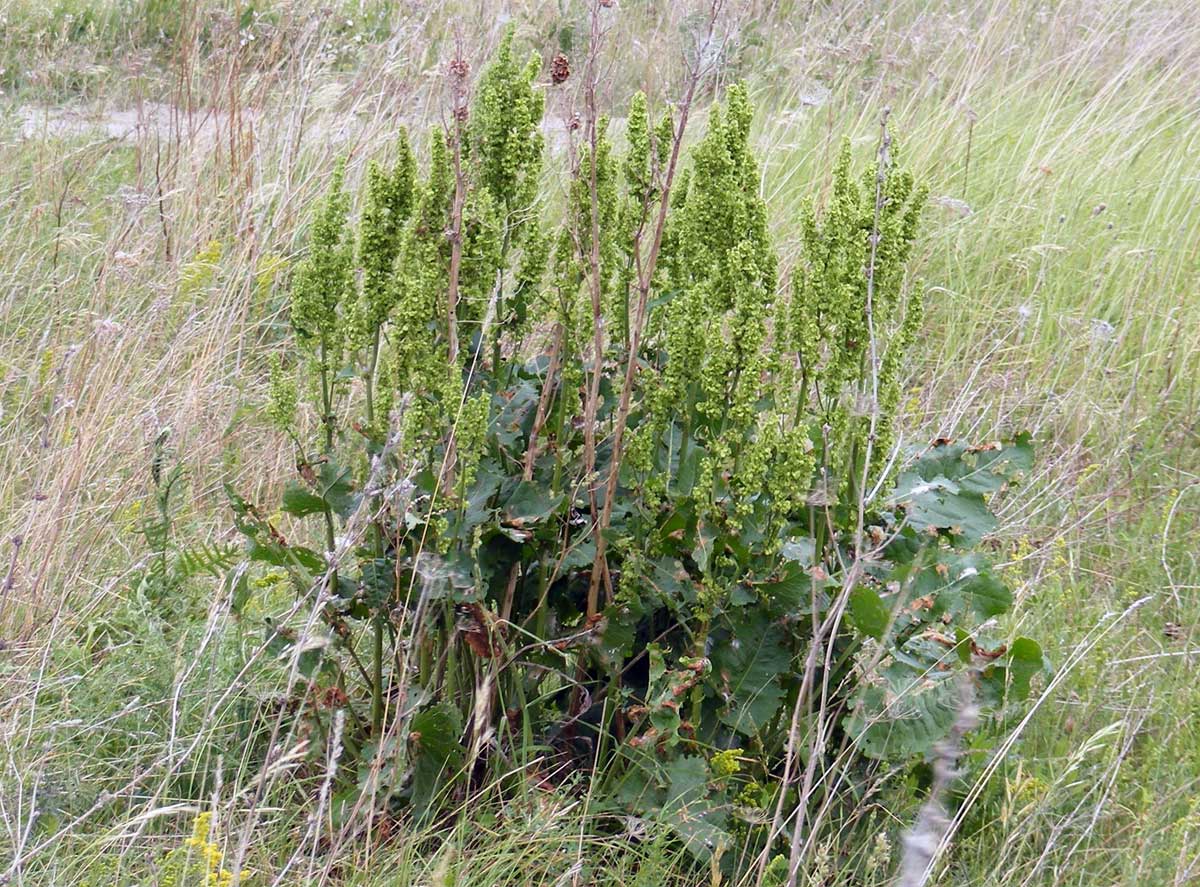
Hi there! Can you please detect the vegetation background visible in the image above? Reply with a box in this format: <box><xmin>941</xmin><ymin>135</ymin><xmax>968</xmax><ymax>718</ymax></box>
<box><xmin>0</xmin><ymin>0</ymin><xmax>1197</xmax><ymax>884</ymax></box>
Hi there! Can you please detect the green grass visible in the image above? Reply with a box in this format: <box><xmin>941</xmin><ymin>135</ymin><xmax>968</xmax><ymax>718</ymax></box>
<box><xmin>1</xmin><ymin>0</ymin><xmax>1198</xmax><ymax>884</ymax></box>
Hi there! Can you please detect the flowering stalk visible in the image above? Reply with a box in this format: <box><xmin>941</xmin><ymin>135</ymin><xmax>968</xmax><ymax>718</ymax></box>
<box><xmin>587</xmin><ymin>0</ymin><xmax>727</xmax><ymax>614</ymax></box>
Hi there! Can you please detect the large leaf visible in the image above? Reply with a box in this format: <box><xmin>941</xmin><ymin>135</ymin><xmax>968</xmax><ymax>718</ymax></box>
<box><xmin>280</xmin><ymin>460</ymin><xmax>356</xmax><ymax>519</ymax></box>
<box><xmin>1007</xmin><ymin>637</ymin><xmax>1045</xmax><ymax>699</ymax></box>
<box><xmin>408</xmin><ymin>703</ymin><xmax>464</xmax><ymax>819</ymax></box>
<box><xmin>780</xmin><ymin>536</ymin><xmax>816</xmax><ymax>566</ymax></box>
<box><xmin>893</xmin><ymin>434</ymin><xmax>1033</xmax><ymax>546</ymax></box>
<box><xmin>849</xmin><ymin>585</ymin><xmax>892</xmax><ymax>640</ymax></box>
<box><xmin>891</xmin><ymin>473</ymin><xmax>995</xmax><ymax>546</ymax></box>
<box><xmin>280</xmin><ymin>482</ymin><xmax>328</xmax><ymax>517</ymax></box>
<box><xmin>493</xmin><ymin>380</ymin><xmax>540</xmax><ymax>450</ymax></box>
<box><xmin>316</xmin><ymin>460</ymin><xmax>357</xmax><ymax>518</ymax></box>
<box><xmin>644</xmin><ymin>557</ymin><xmax>697</xmax><ymax>617</ymax></box>
<box><xmin>662</xmin><ymin>755</ymin><xmax>730</xmax><ymax>861</ymax></box>
<box><xmin>982</xmin><ymin>636</ymin><xmax>1050</xmax><ymax>703</ymax></box>
<box><xmin>912</xmin><ymin>433</ymin><xmax>1033</xmax><ymax>495</ymax></box>
<box><xmin>663</xmin><ymin>755</ymin><xmax>710</xmax><ymax>812</ymax></box>
<box><xmin>596</xmin><ymin>603</ymin><xmax>636</xmax><ymax>666</ymax></box>
<box><xmin>910</xmin><ymin>552</ymin><xmax>1013</xmax><ymax>621</ymax></box>
<box><xmin>501</xmin><ymin>481</ymin><xmax>564</xmax><ymax>525</ymax></box>
<box><xmin>358</xmin><ymin>558</ymin><xmax>396</xmax><ymax>609</ymax></box>
<box><xmin>710</xmin><ymin>610</ymin><xmax>790</xmax><ymax>736</ymax></box>
<box><xmin>754</xmin><ymin>562</ymin><xmax>809</xmax><ymax>616</ymax></box>
<box><xmin>742</xmin><ymin>553</ymin><xmax>830</xmax><ymax>617</ymax></box>
<box><xmin>846</xmin><ymin>663</ymin><xmax>963</xmax><ymax>759</ymax></box>
<box><xmin>641</xmin><ymin>645</ymin><xmax>694</xmax><ymax>746</ymax></box>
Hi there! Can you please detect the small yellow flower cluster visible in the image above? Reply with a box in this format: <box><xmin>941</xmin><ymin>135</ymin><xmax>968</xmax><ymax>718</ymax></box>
<box><xmin>157</xmin><ymin>813</ymin><xmax>249</xmax><ymax>887</ymax></box>
<box><xmin>709</xmin><ymin>747</ymin><xmax>744</xmax><ymax>778</ymax></box>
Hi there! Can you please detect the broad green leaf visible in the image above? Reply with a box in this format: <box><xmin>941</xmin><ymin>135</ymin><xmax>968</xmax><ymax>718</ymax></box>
<box><xmin>662</xmin><ymin>756</ymin><xmax>730</xmax><ymax>862</ymax></box>
<box><xmin>597</xmin><ymin>603</ymin><xmax>636</xmax><ymax>666</ymax></box>
<box><xmin>780</xmin><ymin>536</ymin><xmax>816</xmax><ymax>566</ymax></box>
<box><xmin>846</xmin><ymin>664</ymin><xmax>963</xmax><ymax>760</ymax></box>
<box><xmin>358</xmin><ymin>558</ymin><xmax>396</xmax><ymax>609</ymax></box>
<box><xmin>892</xmin><ymin>473</ymin><xmax>996</xmax><ymax>546</ymax></box>
<box><xmin>910</xmin><ymin>434</ymin><xmax>1033</xmax><ymax>495</ymax></box>
<box><xmin>407</xmin><ymin>551</ymin><xmax>478</xmax><ymax>602</ymax></box>
<box><xmin>493</xmin><ymin>381</ymin><xmax>539</xmax><ymax>450</ymax></box>
<box><xmin>558</xmin><ymin>535</ymin><xmax>596</xmax><ymax>571</ymax></box>
<box><xmin>671</xmin><ymin>813</ymin><xmax>732</xmax><ymax>863</ymax></box>
<box><xmin>644</xmin><ymin>558</ymin><xmax>696</xmax><ymax>616</ymax></box>
<box><xmin>1008</xmin><ymin>637</ymin><xmax>1044</xmax><ymax>698</ymax></box>
<box><xmin>954</xmin><ymin>627</ymin><xmax>973</xmax><ymax>665</ymax></box>
<box><xmin>502</xmin><ymin>481</ymin><xmax>564</xmax><ymax>524</ymax></box>
<box><xmin>711</xmin><ymin>610</ymin><xmax>790</xmax><ymax>736</ymax></box>
<box><xmin>755</xmin><ymin>562</ymin><xmax>808</xmax><ymax>615</ymax></box>
<box><xmin>643</xmin><ymin>645</ymin><xmax>692</xmax><ymax>745</ymax></box>
<box><xmin>280</xmin><ymin>462</ymin><xmax>356</xmax><ymax>519</ymax></box>
<box><xmin>280</xmin><ymin>481</ymin><xmax>327</xmax><ymax>517</ymax></box>
<box><xmin>612</xmin><ymin>752</ymin><xmax>663</xmax><ymax>811</ymax></box>
<box><xmin>729</xmin><ymin>583</ymin><xmax>757</xmax><ymax>606</ymax></box>
<box><xmin>911</xmin><ymin>552</ymin><xmax>1013</xmax><ymax>621</ymax></box>
<box><xmin>983</xmin><ymin>636</ymin><xmax>1048</xmax><ymax>702</ymax></box>
<box><xmin>894</xmin><ymin>434</ymin><xmax>1034</xmax><ymax>546</ymax></box>
<box><xmin>317</xmin><ymin>460</ymin><xmax>357</xmax><ymax>518</ymax></box>
<box><xmin>849</xmin><ymin>585</ymin><xmax>891</xmax><ymax>640</ymax></box>
<box><xmin>664</xmin><ymin>755</ymin><xmax>710</xmax><ymax>812</ymax></box>
<box><xmin>409</xmin><ymin>703</ymin><xmax>464</xmax><ymax>819</ymax></box>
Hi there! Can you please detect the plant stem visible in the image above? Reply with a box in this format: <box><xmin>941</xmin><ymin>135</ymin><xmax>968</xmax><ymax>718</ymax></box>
<box><xmin>318</xmin><ymin>337</ymin><xmax>338</xmax><ymax>595</ymax></box>
<box><xmin>372</xmin><ymin>615</ymin><xmax>384</xmax><ymax>735</ymax></box>
<box><xmin>364</xmin><ymin>324</ymin><xmax>381</xmax><ymax>432</ymax></box>
<box><xmin>491</xmin><ymin>221</ymin><xmax>511</xmax><ymax>391</ymax></box>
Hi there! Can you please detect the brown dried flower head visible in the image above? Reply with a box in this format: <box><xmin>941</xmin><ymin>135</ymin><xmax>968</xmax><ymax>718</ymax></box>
<box><xmin>551</xmin><ymin>53</ymin><xmax>571</xmax><ymax>84</ymax></box>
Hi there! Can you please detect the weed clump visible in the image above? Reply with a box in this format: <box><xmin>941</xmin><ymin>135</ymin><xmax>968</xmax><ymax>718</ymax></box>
<box><xmin>224</xmin><ymin>25</ymin><xmax>1041</xmax><ymax>879</ymax></box>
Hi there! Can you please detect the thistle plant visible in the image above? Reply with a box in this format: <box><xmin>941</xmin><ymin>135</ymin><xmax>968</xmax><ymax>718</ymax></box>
<box><xmin>226</xmin><ymin>23</ymin><xmax>1043</xmax><ymax>879</ymax></box>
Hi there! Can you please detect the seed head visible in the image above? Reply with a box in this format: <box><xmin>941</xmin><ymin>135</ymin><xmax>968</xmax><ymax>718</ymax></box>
<box><xmin>551</xmin><ymin>53</ymin><xmax>571</xmax><ymax>84</ymax></box>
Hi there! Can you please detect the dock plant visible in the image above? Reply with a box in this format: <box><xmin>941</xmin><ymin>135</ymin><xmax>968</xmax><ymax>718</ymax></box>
<box><xmin>225</xmin><ymin>23</ymin><xmax>1043</xmax><ymax>875</ymax></box>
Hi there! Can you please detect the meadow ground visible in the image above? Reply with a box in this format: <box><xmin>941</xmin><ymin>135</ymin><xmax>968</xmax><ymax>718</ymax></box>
<box><xmin>1</xmin><ymin>1</ymin><xmax>1198</xmax><ymax>884</ymax></box>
